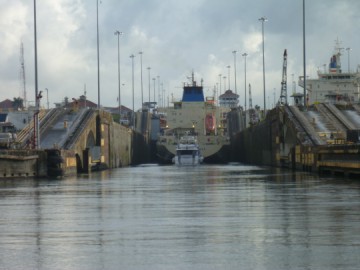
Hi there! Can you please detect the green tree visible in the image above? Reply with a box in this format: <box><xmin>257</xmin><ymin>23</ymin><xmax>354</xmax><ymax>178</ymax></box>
<box><xmin>12</xmin><ymin>97</ymin><xmax>24</xmax><ymax>110</ymax></box>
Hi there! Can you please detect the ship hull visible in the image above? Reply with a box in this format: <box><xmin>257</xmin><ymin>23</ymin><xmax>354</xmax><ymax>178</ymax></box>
<box><xmin>155</xmin><ymin>72</ymin><xmax>233</xmax><ymax>165</ymax></box>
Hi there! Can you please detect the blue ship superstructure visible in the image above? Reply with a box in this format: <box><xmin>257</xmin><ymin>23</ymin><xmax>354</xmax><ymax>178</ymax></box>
<box><xmin>182</xmin><ymin>74</ymin><xmax>204</xmax><ymax>102</ymax></box>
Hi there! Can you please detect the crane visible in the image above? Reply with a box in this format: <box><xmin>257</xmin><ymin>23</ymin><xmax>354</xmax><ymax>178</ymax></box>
<box><xmin>279</xmin><ymin>49</ymin><xmax>287</xmax><ymax>105</ymax></box>
<box><xmin>19</xmin><ymin>42</ymin><xmax>27</xmax><ymax>108</ymax></box>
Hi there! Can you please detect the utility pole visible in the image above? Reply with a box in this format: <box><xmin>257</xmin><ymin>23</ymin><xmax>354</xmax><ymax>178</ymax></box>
<box><xmin>259</xmin><ymin>16</ymin><xmax>268</xmax><ymax>115</ymax></box>
<box><xmin>147</xmin><ymin>67</ymin><xmax>151</xmax><ymax>104</ymax></box>
<box><xmin>242</xmin><ymin>52</ymin><xmax>248</xmax><ymax>119</ymax></box>
<box><xmin>130</xmin><ymin>54</ymin><xmax>135</xmax><ymax>129</ymax></box>
<box><xmin>33</xmin><ymin>0</ymin><xmax>40</xmax><ymax>149</ymax></box>
<box><xmin>302</xmin><ymin>0</ymin><xmax>307</xmax><ymax>106</ymax></box>
<box><xmin>96</xmin><ymin>0</ymin><xmax>101</xmax><ymax>108</ymax></box>
<box><xmin>232</xmin><ymin>51</ymin><xmax>238</xmax><ymax>95</ymax></box>
<box><xmin>139</xmin><ymin>51</ymin><xmax>143</xmax><ymax>110</ymax></box>
<box><xmin>114</xmin><ymin>30</ymin><xmax>123</xmax><ymax>123</ymax></box>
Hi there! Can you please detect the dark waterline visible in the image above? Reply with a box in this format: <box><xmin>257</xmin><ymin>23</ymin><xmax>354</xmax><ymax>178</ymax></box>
<box><xmin>0</xmin><ymin>164</ymin><xmax>359</xmax><ymax>270</ymax></box>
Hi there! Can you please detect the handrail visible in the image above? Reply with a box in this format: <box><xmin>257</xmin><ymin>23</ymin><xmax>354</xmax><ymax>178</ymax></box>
<box><xmin>62</xmin><ymin>109</ymin><xmax>96</xmax><ymax>149</ymax></box>
<box><xmin>285</xmin><ymin>105</ymin><xmax>325</xmax><ymax>146</ymax></box>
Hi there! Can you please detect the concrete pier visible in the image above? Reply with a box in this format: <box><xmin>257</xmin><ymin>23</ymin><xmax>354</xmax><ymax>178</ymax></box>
<box><xmin>232</xmin><ymin>104</ymin><xmax>360</xmax><ymax>177</ymax></box>
<box><xmin>0</xmin><ymin>108</ymin><xmax>151</xmax><ymax>178</ymax></box>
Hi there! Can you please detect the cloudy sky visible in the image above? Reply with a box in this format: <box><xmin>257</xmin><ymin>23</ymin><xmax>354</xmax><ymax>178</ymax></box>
<box><xmin>1</xmin><ymin>0</ymin><xmax>359</xmax><ymax>110</ymax></box>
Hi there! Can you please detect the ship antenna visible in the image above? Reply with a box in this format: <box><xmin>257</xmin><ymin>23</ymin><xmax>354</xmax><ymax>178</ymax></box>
<box><xmin>334</xmin><ymin>37</ymin><xmax>344</xmax><ymax>54</ymax></box>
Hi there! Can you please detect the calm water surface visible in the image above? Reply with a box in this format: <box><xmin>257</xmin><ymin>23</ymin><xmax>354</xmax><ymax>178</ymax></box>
<box><xmin>0</xmin><ymin>164</ymin><xmax>360</xmax><ymax>270</ymax></box>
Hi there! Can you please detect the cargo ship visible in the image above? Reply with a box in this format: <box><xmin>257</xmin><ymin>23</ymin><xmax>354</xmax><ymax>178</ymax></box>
<box><xmin>156</xmin><ymin>73</ymin><xmax>231</xmax><ymax>164</ymax></box>
<box><xmin>298</xmin><ymin>39</ymin><xmax>360</xmax><ymax>105</ymax></box>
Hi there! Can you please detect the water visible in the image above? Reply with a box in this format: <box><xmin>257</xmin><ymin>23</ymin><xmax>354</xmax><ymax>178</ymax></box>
<box><xmin>0</xmin><ymin>164</ymin><xmax>360</xmax><ymax>270</ymax></box>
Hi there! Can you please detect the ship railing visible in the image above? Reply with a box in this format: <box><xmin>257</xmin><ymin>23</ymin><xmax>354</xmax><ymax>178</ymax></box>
<box><xmin>16</xmin><ymin>109</ymin><xmax>47</xmax><ymax>148</ymax></box>
<box><xmin>62</xmin><ymin>108</ymin><xmax>96</xmax><ymax>149</ymax></box>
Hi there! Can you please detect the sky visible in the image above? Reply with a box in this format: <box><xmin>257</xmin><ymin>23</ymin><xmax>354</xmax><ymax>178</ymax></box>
<box><xmin>1</xmin><ymin>0</ymin><xmax>360</xmax><ymax>111</ymax></box>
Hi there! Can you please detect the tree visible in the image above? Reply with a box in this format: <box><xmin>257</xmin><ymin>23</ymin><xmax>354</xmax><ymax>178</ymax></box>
<box><xmin>12</xmin><ymin>97</ymin><xmax>24</xmax><ymax>110</ymax></box>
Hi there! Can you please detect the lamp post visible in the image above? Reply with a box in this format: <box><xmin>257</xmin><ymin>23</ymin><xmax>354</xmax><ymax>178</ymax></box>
<box><xmin>147</xmin><ymin>67</ymin><xmax>151</xmax><ymax>104</ymax></box>
<box><xmin>96</xmin><ymin>0</ymin><xmax>101</xmax><ymax>108</ymax></box>
<box><xmin>152</xmin><ymin>78</ymin><xmax>156</xmax><ymax>104</ymax></box>
<box><xmin>33</xmin><ymin>0</ymin><xmax>40</xmax><ymax>149</ymax></box>
<box><xmin>130</xmin><ymin>54</ymin><xmax>135</xmax><ymax>129</ymax></box>
<box><xmin>346</xmin><ymin>47</ymin><xmax>351</xmax><ymax>72</ymax></box>
<box><xmin>232</xmin><ymin>51</ymin><xmax>237</xmax><ymax>95</ymax></box>
<box><xmin>218</xmin><ymin>73</ymin><xmax>222</xmax><ymax>97</ymax></box>
<box><xmin>45</xmin><ymin>88</ymin><xmax>49</xmax><ymax>109</ymax></box>
<box><xmin>227</xmin><ymin>65</ymin><xmax>231</xmax><ymax>90</ymax></box>
<box><xmin>114</xmin><ymin>30</ymin><xmax>123</xmax><ymax>123</ymax></box>
<box><xmin>259</xmin><ymin>16</ymin><xmax>267</xmax><ymax>114</ymax></box>
<box><xmin>139</xmin><ymin>51</ymin><xmax>143</xmax><ymax>110</ymax></box>
<box><xmin>223</xmin><ymin>76</ymin><xmax>227</xmax><ymax>92</ymax></box>
<box><xmin>157</xmin><ymin>75</ymin><xmax>160</xmax><ymax>107</ymax></box>
<box><xmin>273</xmin><ymin>88</ymin><xmax>276</xmax><ymax>108</ymax></box>
<box><xmin>161</xmin><ymin>83</ymin><xmax>165</xmax><ymax>108</ymax></box>
<box><xmin>302</xmin><ymin>0</ymin><xmax>307</xmax><ymax>106</ymax></box>
<box><xmin>242</xmin><ymin>52</ymin><xmax>248</xmax><ymax>126</ymax></box>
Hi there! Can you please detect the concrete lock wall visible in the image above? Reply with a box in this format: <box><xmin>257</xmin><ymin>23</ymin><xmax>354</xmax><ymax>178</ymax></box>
<box><xmin>47</xmin><ymin>110</ymin><xmax>133</xmax><ymax>176</ymax></box>
<box><xmin>0</xmin><ymin>150</ymin><xmax>48</xmax><ymax>178</ymax></box>
<box><xmin>232</xmin><ymin>109</ymin><xmax>280</xmax><ymax>167</ymax></box>
<box><xmin>109</xmin><ymin>121</ymin><xmax>132</xmax><ymax>168</ymax></box>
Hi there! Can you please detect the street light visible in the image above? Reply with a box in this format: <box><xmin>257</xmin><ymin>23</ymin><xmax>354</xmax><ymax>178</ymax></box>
<box><xmin>242</xmin><ymin>52</ymin><xmax>248</xmax><ymax>125</ymax></box>
<box><xmin>157</xmin><ymin>75</ymin><xmax>160</xmax><ymax>107</ymax></box>
<box><xmin>130</xmin><ymin>54</ymin><xmax>135</xmax><ymax>129</ymax></box>
<box><xmin>160</xmin><ymin>83</ymin><xmax>165</xmax><ymax>108</ymax></box>
<box><xmin>232</xmin><ymin>51</ymin><xmax>237</xmax><ymax>95</ymax></box>
<box><xmin>223</xmin><ymin>76</ymin><xmax>227</xmax><ymax>92</ymax></box>
<box><xmin>96</xmin><ymin>0</ymin><xmax>101</xmax><ymax>108</ymax></box>
<box><xmin>218</xmin><ymin>73</ymin><xmax>222</xmax><ymax>97</ymax></box>
<box><xmin>302</xmin><ymin>0</ymin><xmax>307</xmax><ymax>106</ymax></box>
<box><xmin>147</xmin><ymin>67</ymin><xmax>151</xmax><ymax>104</ymax></box>
<box><xmin>139</xmin><ymin>51</ymin><xmax>144</xmax><ymax>110</ymax></box>
<box><xmin>259</xmin><ymin>16</ymin><xmax>267</xmax><ymax>114</ymax></box>
<box><xmin>114</xmin><ymin>30</ymin><xmax>123</xmax><ymax>123</ymax></box>
<box><xmin>45</xmin><ymin>88</ymin><xmax>49</xmax><ymax>109</ymax></box>
<box><xmin>346</xmin><ymin>47</ymin><xmax>351</xmax><ymax>72</ymax></box>
<box><xmin>33</xmin><ymin>0</ymin><xmax>40</xmax><ymax>149</ymax></box>
<box><xmin>227</xmin><ymin>65</ymin><xmax>231</xmax><ymax>90</ymax></box>
<box><xmin>152</xmin><ymin>78</ymin><xmax>156</xmax><ymax>104</ymax></box>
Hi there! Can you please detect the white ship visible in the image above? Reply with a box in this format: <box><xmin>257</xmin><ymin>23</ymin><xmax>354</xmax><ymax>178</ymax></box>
<box><xmin>172</xmin><ymin>135</ymin><xmax>203</xmax><ymax>166</ymax></box>
<box><xmin>156</xmin><ymin>73</ymin><xmax>231</xmax><ymax>164</ymax></box>
<box><xmin>298</xmin><ymin>40</ymin><xmax>360</xmax><ymax>105</ymax></box>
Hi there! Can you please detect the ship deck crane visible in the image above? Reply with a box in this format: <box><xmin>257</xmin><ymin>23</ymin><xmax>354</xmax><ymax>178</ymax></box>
<box><xmin>279</xmin><ymin>49</ymin><xmax>288</xmax><ymax>105</ymax></box>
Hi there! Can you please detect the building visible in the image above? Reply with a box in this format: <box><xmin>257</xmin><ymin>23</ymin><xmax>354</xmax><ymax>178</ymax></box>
<box><xmin>219</xmin><ymin>90</ymin><xmax>239</xmax><ymax>108</ymax></box>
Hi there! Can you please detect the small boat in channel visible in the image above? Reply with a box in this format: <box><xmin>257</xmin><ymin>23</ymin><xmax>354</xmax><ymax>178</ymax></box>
<box><xmin>172</xmin><ymin>134</ymin><xmax>203</xmax><ymax>166</ymax></box>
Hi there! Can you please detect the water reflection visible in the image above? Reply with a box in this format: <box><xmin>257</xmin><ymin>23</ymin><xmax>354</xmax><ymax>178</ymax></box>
<box><xmin>0</xmin><ymin>164</ymin><xmax>359</xmax><ymax>270</ymax></box>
